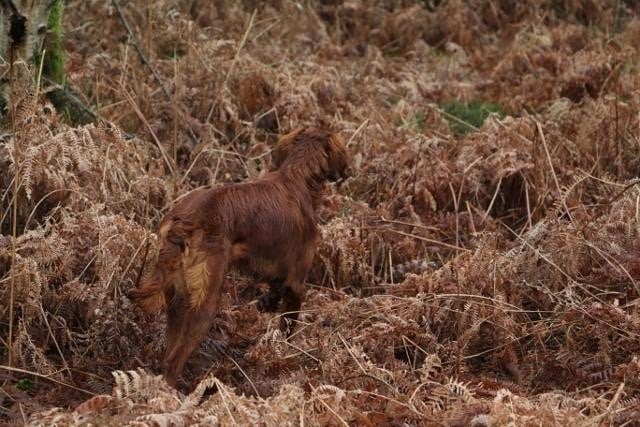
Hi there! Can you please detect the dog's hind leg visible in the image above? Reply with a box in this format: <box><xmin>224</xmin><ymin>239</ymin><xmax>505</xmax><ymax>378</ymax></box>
<box><xmin>162</xmin><ymin>248</ymin><xmax>227</xmax><ymax>388</ymax></box>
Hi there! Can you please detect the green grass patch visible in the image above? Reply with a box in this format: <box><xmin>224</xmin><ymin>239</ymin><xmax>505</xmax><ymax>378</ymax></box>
<box><xmin>161</xmin><ymin>46</ymin><xmax>187</xmax><ymax>59</ymax></box>
<box><xmin>440</xmin><ymin>100</ymin><xmax>505</xmax><ymax>135</ymax></box>
<box><xmin>15</xmin><ymin>378</ymin><xmax>36</xmax><ymax>392</ymax></box>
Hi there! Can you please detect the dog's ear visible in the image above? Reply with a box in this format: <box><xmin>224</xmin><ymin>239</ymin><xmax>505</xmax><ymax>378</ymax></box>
<box><xmin>272</xmin><ymin>128</ymin><xmax>304</xmax><ymax>169</ymax></box>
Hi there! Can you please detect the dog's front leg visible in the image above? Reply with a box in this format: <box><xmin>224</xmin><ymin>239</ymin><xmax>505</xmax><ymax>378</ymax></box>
<box><xmin>280</xmin><ymin>281</ymin><xmax>306</xmax><ymax>336</ymax></box>
<box><xmin>279</xmin><ymin>241</ymin><xmax>317</xmax><ymax>336</ymax></box>
<box><xmin>256</xmin><ymin>278</ymin><xmax>285</xmax><ymax>312</ymax></box>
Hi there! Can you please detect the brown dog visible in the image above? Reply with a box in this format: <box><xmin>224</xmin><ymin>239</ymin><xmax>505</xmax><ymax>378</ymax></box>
<box><xmin>130</xmin><ymin>128</ymin><xmax>349</xmax><ymax>387</ymax></box>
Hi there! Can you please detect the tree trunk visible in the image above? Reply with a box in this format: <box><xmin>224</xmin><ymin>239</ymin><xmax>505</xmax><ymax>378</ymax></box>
<box><xmin>0</xmin><ymin>0</ymin><xmax>76</xmax><ymax>123</ymax></box>
<box><xmin>1</xmin><ymin>1</ymin><xmax>52</xmax><ymax>107</ymax></box>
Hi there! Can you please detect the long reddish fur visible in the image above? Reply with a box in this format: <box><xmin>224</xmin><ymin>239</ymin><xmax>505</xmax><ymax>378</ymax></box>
<box><xmin>129</xmin><ymin>127</ymin><xmax>349</xmax><ymax>387</ymax></box>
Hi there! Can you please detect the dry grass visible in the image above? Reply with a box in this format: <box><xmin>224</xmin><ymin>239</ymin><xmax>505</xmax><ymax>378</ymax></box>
<box><xmin>2</xmin><ymin>0</ymin><xmax>640</xmax><ymax>425</ymax></box>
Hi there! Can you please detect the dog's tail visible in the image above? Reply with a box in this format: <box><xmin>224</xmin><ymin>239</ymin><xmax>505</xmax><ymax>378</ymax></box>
<box><xmin>129</xmin><ymin>219</ymin><xmax>183</xmax><ymax>314</ymax></box>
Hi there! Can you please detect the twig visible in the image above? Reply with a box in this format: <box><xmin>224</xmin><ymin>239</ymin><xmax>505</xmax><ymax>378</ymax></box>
<box><xmin>448</xmin><ymin>182</ymin><xmax>461</xmax><ymax>254</ymax></box>
<box><xmin>133</xmin><ymin>238</ymin><xmax>150</xmax><ymax>291</ymax></box>
<box><xmin>337</xmin><ymin>333</ymin><xmax>398</xmax><ymax>396</ymax></box>
<box><xmin>111</xmin><ymin>0</ymin><xmax>171</xmax><ymax>101</ymax></box>
<box><xmin>483</xmin><ymin>175</ymin><xmax>503</xmax><ymax>222</ymax></box>
<box><xmin>607</xmin><ymin>382</ymin><xmax>625</xmax><ymax>412</ymax></box>
<box><xmin>7</xmin><ymin>34</ymin><xmax>18</xmax><ymax>371</ymax></box>
<box><xmin>180</xmin><ymin>148</ymin><xmax>208</xmax><ymax>185</ymax></box>
<box><xmin>524</xmin><ymin>180</ymin><xmax>533</xmax><ymax>229</ymax></box>
<box><xmin>346</xmin><ymin>119</ymin><xmax>369</xmax><ymax>147</ymax></box>
<box><xmin>180</xmin><ymin>145</ymin><xmax>270</xmax><ymax>186</ymax></box>
<box><xmin>173</xmin><ymin>52</ymin><xmax>179</xmax><ymax>176</ymax></box>
<box><xmin>117</xmin><ymin>236</ymin><xmax>149</xmax><ymax>294</ymax></box>
<box><xmin>222</xmin><ymin>8</ymin><xmax>257</xmax><ymax>89</ymax></box>
<box><xmin>379</xmin><ymin>216</ymin><xmax>442</xmax><ymax>233</ymax></box>
<box><xmin>536</xmin><ymin>121</ymin><xmax>574</xmax><ymax>224</ymax></box>
<box><xmin>309</xmin><ymin>384</ymin><xmax>349</xmax><ymax>426</ymax></box>
<box><xmin>412</xmin><ymin>138</ymin><xmax>424</xmax><ymax>199</ymax></box>
<box><xmin>427</xmin><ymin>104</ymin><xmax>481</xmax><ymax>133</ymax></box>
<box><xmin>214</xmin><ymin>378</ymin><xmax>239</xmax><ymax>426</ymax></box>
<box><xmin>38</xmin><ymin>303</ymin><xmax>72</xmax><ymax>379</ymax></box>
<box><xmin>605</xmin><ymin>179</ymin><xmax>640</xmax><ymax>205</ymax></box>
<box><xmin>281</xmin><ymin>340</ymin><xmax>320</xmax><ymax>363</ymax></box>
<box><xmin>121</xmin><ymin>87</ymin><xmax>174</xmax><ymax>174</ymax></box>
<box><xmin>382</xmin><ymin>228</ymin><xmax>471</xmax><ymax>252</ymax></box>
<box><xmin>23</xmin><ymin>189</ymin><xmax>82</xmax><ymax>234</ymax></box>
<box><xmin>582</xmin><ymin>240</ymin><xmax>640</xmax><ymax>297</ymax></box>
<box><xmin>206</xmin><ymin>9</ymin><xmax>257</xmax><ymax>123</ymax></box>
<box><xmin>592</xmin><ymin>382</ymin><xmax>625</xmax><ymax>426</ymax></box>
<box><xmin>221</xmin><ymin>349</ymin><xmax>261</xmax><ymax>398</ymax></box>
<box><xmin>502</xmin><ymin>223</ymin><xmax>574</xmax><ymax>283</ymax></box>
<box><xmin>349</xmin><ymin>389</ymin><xmax>424</xmax><ymax>418</ymax></box>
<box><xmin>35</xmin><ymin>48</ymin><xmax>46</xmax><ymax>102</ymax></box>
<box><xmin>463</xmin><ymin>201</ymin><xmax>476</xmax><ymax>234</ymax></box>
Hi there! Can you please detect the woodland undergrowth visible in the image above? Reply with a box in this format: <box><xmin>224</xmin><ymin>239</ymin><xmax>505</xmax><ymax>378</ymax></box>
<box><xmin>1</xmin><ymin>1</ymin><xmax>640</xmax><ymax>425</ymax></box>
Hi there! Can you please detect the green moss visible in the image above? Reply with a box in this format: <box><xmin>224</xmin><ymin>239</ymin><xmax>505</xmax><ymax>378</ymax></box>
<box><xmin>35</xmin><ymin>1</ymin><xmax>96</xmax><ymax>125</ymax></box>
<box><xmin>15</xmin><ymin>378</ymin><xmax>35</xmax><ymax>392</ymax></box>
<box><xmin>43</xmin><ymin>0</ymin><xmax>65</xmax><ymax>85</ymax></box>
<box><xmin>440</xmin><ymin>100</ymin><xmax>505</xmax><ymax>136</ymax></box>
<box><xmin>161</xmin><ymin>46</ymin><xmax>187</xmax><ymax>59</ymax></box>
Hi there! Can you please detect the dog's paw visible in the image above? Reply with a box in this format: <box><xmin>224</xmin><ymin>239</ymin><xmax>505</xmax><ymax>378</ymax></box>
<box><xmin>256</xmin><ymin>291</ymin><xmax>280</xmax><ymax>313</ymax></box>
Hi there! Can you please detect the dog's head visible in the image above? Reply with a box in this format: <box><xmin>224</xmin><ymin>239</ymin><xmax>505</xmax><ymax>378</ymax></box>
<box><xmin>273</xmin><ymin>128</ymin><xmax>350</xmax><ymax>182</ymax></box>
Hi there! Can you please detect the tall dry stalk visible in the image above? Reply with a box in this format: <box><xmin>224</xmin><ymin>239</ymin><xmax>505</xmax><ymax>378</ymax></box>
<box><xmin>173</xmin><ymin>51</ymin><xmax>179</xmax><ymax>189</ymax></box>
<box><xmin>7</xmin><ymin>41</ymin><xmax>18</xmax><ymax>369</ymax></box>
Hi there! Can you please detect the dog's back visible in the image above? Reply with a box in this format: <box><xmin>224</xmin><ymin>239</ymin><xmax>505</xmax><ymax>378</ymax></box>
<box><xmin>132</xmin><ymin>175</ymin><xmax>319</xmax><ymax>308</ymax></box>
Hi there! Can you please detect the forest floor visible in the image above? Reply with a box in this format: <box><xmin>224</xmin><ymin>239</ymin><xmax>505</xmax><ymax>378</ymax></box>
<box><xmin>2</xmin><ymin>1</ymin><xmax>640</xmax><ymax>425</ymax></box>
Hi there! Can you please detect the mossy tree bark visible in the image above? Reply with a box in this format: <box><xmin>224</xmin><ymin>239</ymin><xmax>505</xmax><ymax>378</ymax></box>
<box><xmin>41</xmin><ymin>0</ymin><xmax>64</xmax><ymax>85</ymax></box>
<box><xmin>1</xmin><ymin>0</ymin><xmax>94</xmax><ymax>125</ymax></box>
<box><xmin>1</xmin><ymin>0</ymin><xmax>54</xmax><ymax>113</ymax></box>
